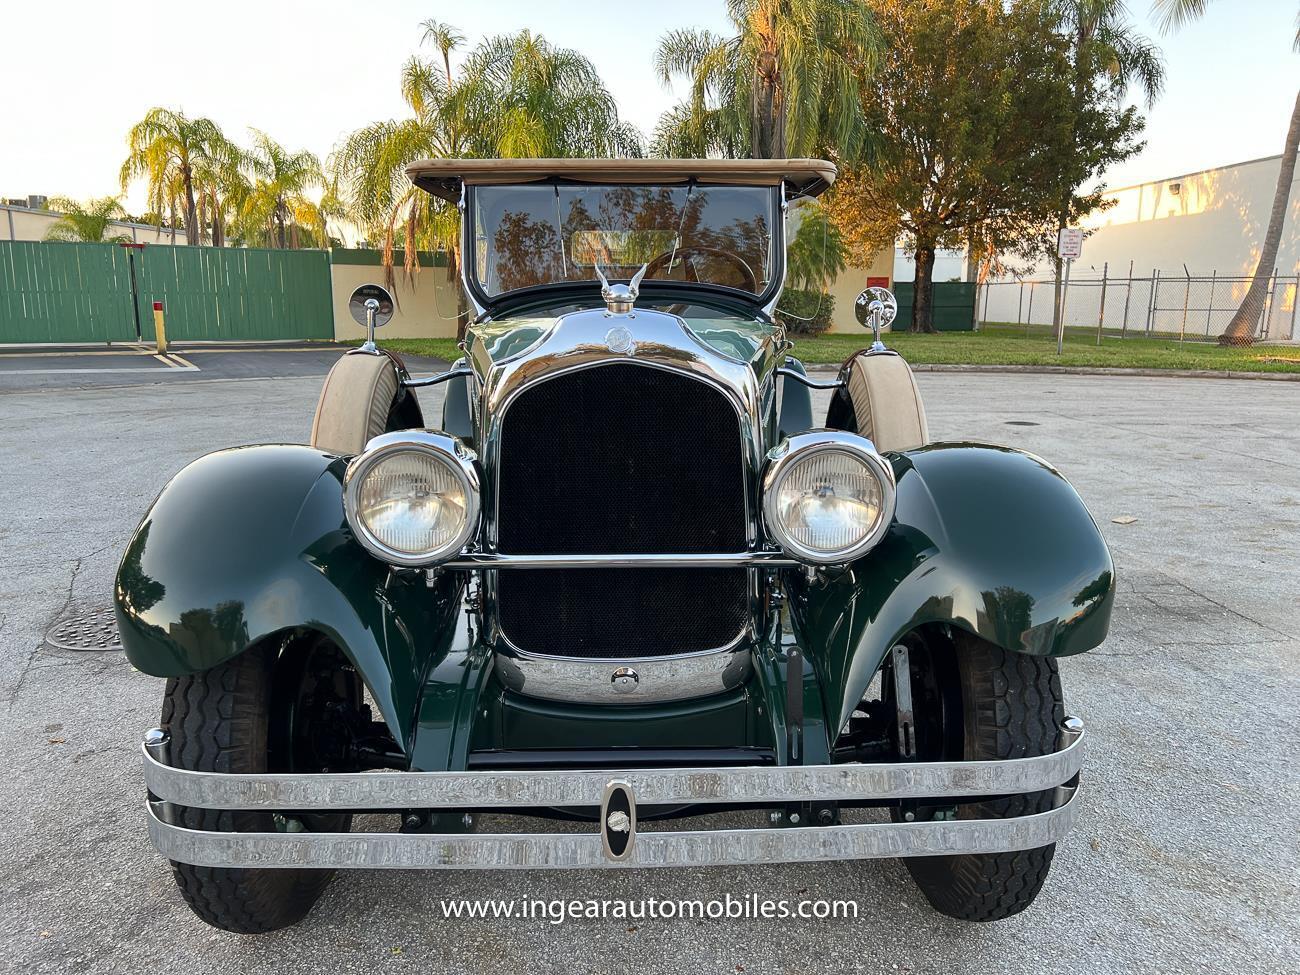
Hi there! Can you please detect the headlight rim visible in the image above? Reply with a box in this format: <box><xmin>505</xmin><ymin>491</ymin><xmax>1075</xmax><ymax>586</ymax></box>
<box><xmin>343</xmin><ymin>430</ymin><xmax>481</xmax><ymax>567</ymax></box>
<box><xmin>761</xmin><ymin>430</ymin><xmax>897</xmax><ymax>565</ymax></box>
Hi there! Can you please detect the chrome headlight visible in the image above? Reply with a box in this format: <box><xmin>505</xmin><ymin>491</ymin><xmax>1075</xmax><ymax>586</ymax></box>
<box><xmin>343</xmin><ymin>431</ymin><xmax>480</xmax><ymax>566</ymax></box>
<box><xmin>762</xmin><ymin>431</ymin><xmax>896</xmax><ymax>564</ymax></box>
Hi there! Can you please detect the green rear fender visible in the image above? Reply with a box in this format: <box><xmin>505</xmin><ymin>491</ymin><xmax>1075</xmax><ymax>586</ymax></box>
<box><xmin>114</xmin><ymin>444</ymin><xmax>463</xmax><ymax>753</ymax></box>
<box><xmin>787</xmin><ymin>442</ymin><xmax>1115</xmax><ymax>734</ymax></box>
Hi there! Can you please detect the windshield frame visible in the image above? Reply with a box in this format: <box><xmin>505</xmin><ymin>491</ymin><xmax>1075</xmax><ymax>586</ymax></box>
<box><xmin>461</xmin><ymin>180</ymin><xmax>786</xmax><ymax>315</ymax></box>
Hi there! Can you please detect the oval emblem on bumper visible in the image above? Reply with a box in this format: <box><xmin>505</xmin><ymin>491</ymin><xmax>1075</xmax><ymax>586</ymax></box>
<box><xmin>600</xmin><ymin>780</ymin><xmax>637</xmax><ymax>861</ymax></box>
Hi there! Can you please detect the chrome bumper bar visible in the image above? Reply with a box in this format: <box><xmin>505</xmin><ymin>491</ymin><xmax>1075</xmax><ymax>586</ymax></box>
<box><xmin>142</xmin><ymin>718</ymin><xmax>1085</xmax><ymax>870</ymax></box>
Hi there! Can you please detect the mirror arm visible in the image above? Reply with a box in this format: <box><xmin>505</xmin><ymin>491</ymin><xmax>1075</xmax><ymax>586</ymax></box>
<box><xmin>775</xmin><ymin>367</ymin><xmax>844</xmax><ymax>391</ymax></box>
<box><xmin>403</xmin><ymin>366</ymin><xmax>474</xmax><ymax>389</ymax></box>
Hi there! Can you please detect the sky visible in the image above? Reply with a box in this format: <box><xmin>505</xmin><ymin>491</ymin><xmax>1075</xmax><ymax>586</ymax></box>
<box><xmin>1</xmin><ymin>0</ymin><xmax>1296</xmax><ymax>213</ymax></box>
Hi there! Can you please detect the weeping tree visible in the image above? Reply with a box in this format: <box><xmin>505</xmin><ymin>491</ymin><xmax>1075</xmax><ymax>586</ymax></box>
<box><xmin>1154</xmin><ymin>0</ymin><xmax>1299</xmax><ymax>345</ymax></box>
<box><xmin>651</xmin><ymin>0</ymin><xmax>880</xmax><ymax>159</ymax></box>
<box><xmin>827</xmin><ymin>0</ymin><xmax>1094</xmax><ymax>332</ymax></box>
<box><xmin>42</xmin><ymin>197</ymin><xmax>132</xmax><ymax>243</ymax></box>
<box><xmin>331</xmin><ymin>23</ymin><xmax>641</xmax><ymax>332</ymax></box>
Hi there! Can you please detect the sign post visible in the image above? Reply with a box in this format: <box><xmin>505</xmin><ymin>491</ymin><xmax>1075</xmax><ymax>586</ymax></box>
<box><xmin>1055</xmin><ymin>228</ymin><xmax>1083</xmax><ymax>355</ymax></box>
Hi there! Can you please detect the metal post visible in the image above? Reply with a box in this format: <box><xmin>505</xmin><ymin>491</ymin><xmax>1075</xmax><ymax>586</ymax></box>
<box><xmin>1260</xmin><ymin>267</ymin><xmax>1279</xmax><ymax>340</ymax></box>
<box><xmin>1205</xmin><ymin>269</ymin><xmax>1216</xmax><ymax>336</ymax></box>
<box><xmin>153</xmin><ymin>300</ymin><xmax>168</xmax><ymax>354</ymax></box>
<box><xmin>1120</xmin><ymin>260</ymin><xmax>1134</xmax><ymax>338</ymax></box>
<box><xmin>1289</xmin><ymin>275</ymin><xmax>1299</xmax><ymax>341</ymax></box>
<box><xmin>1179</xmin><ymin>266</ymin><xmax>1191</xmax><ymax>343</ymax></box>
<box><xmin>1017</xmin><ymin>281</ymin><xmax>1025</xmax><ymax>327</ymax></box>
<box><xmin>980</xmin><ymin>279</ymin><xmax>989</xmax><ymax>329</ymax></box>
<box><xmin>1057</xmin><ymin>259</ymin><xmax>1072</xmax><ymax>355</ymax></box>
<box><xmin>362</xmin><ymin>298</ymin><xmax>379</xmax><ymax>352</ymax></box>
<box><xmin>1146</xmin><ymin>269</ymin><xmax>1160</xmax><ymax>336</ymax></box>
<box><xmin>1096</xmin><ymin>262</ymin><xmax>1108</xmax><ymax>346</ymax></box>
<box><xmin>1027</xmin><ymin>281</ymin><xmax>1035</xmax><ymax>328</ymax></box>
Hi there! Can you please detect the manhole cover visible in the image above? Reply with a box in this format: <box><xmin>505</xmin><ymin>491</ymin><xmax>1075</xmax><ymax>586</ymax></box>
<box><xmin>1005</xmin><ymin>420</ymin><xmax>1041</xmax><ymax>426</ymax></box>
<box><xmin>45</xmin><ymin>608</ymin><xmax>123</xmax><ymax>652</ymax></box>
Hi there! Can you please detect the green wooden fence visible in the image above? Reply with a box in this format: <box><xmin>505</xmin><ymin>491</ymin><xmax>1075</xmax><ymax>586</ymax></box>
<box><xmin>892</xmin><ymin>281</ymin><xmax>977</xmax><ymax>331</ymax></box>
<box><xmin>0</xmin><ymin>242</ymin><xmax>139</xmax><ymax>343</ymax></box>
<box><xmin>0</xmin><ymin>241</ymin><xmax>334</xmax><ymax>344</ymax></box>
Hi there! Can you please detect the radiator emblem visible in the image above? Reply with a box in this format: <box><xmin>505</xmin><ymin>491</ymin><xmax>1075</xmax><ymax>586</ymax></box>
<box><xmin>604</xmin><ymin>325</ymin><xmax>635</xmax><ymax>354</ymax></box>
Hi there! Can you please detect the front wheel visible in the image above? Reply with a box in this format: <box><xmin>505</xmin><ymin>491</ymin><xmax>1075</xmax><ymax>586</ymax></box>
<box><xmin>160</xmin><ymin>633</ymin><xmax>362</xmax><ymax>933</ymax></box>
<box><xmin>887</xmin><ymin>628</ymin><xmax>1065</xmax><ymax>922</ymax></box>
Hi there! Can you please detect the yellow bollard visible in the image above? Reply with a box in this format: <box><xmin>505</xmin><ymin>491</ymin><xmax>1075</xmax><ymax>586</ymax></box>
<box><xmin>152</xmin><ymin>300</ymin><xmax>167</xmax><ymax>354</ymax></box>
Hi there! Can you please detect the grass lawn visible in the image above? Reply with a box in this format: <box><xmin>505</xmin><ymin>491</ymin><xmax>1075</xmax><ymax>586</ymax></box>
<box><xmin>366</xmin><ymin>323</ymin><xmax>1300</xmax><ymax>375</ymax></box>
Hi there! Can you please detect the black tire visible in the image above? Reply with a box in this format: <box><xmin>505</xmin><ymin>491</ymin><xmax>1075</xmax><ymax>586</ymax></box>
<box><xmin>890</xmin><ymin>628</ymin><xmax>1065</xmax><ymax>922</ymax></box>
<box><xmin>160</xmin><ymin>634</ymin><xmax>360</xmax><ymax>933</ymax></box>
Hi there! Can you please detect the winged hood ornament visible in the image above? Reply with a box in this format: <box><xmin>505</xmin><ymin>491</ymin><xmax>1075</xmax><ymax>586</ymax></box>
<box><xmin>594</xmin><ymin>263</ymin><xmax>648</xmax><ymax>315</ymax></box>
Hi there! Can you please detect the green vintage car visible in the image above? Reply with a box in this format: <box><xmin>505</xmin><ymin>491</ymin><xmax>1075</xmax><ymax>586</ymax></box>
<box><xmin>119</xmin><ymin>158</ymin><xmax>1113</xmax><ymax>932</ymax></box>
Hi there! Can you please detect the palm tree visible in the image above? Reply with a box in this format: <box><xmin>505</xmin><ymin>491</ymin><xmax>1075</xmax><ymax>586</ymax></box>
<box><xmin>42</xmin><ymin>197</ymin><xmax>132</xmax><ymax>243</ymax></box>
<box><xmin>420</xmin><ymin>18</ymin><xmax>465</xmax><ymax>86</ymax></box>
<box><xmin>652</xmin><ymin>0</ymin><xmax>880</xmax><ymax>159</ymax></box>
<box><xmin>241</xmin><ymin>131</ymin><xmax>324</xmax><ymax>249</ymax></box>
<box><xmin>120</xmin><ymin>108</ymin><xmax>231</xmax><ymax>245</ymax></box>
<box><xmin>1047</xmin><ymin>1</ymin><xmax>1164</xmax><ymax>339</ymax></box>
<box><xmin>331</xmin><ymin>25</ymin><xmax>641</xmax><ymax>328</ymax></box>
<box><xmin>1154</xmin><ymin>0</ymin><xmax>1299</xmax><ymax>345</ymax></box>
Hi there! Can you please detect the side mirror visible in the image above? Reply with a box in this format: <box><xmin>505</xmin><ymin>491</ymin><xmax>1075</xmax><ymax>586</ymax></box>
<box><xmin>348</xmin><ymin>284</ymin><xmax>395</xmax><ymax>352</ymax></box>
<box><xmin>854</xmin><ymin>286</ymin><xmax>897</xmax><ymax>352</ymax></box>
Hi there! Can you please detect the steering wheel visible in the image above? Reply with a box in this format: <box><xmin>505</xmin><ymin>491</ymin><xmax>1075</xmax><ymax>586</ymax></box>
<box><xmin>645</xmin><ymin>245</ymin><xmax>759</xmax><ymax>293</ymax></box>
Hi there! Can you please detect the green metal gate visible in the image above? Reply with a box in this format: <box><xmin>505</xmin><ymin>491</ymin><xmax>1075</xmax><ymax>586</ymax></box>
<box><xmin>892</xmin><ymin>281</ymin><xmax>977</xmax><ymax>331</ymax></box>
<box><xmin>0</xmin><ymin>241</ymin><xmax>334</xmax><ymax>344</ymax></box>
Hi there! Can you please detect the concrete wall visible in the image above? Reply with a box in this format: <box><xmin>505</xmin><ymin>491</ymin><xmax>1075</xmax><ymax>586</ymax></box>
<box><xmin>330</xmin><ymin>252</ymin><xmax>462</xmax><ymax>341</ymax></box>
<box><xmin>825</xmin><ymin>249</ymin><xmax>895</xmax><ymax>333</ymax></box>
<box><xmin>1</xmin><ymin>204</ymin><xmax>186</xmax><ymax>244</ymax></box>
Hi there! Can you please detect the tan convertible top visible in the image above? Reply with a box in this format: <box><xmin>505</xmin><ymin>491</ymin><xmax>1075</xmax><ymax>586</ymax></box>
<box><xmin>406</xmin><ymin>157</ymin><xmax>837</xmax><ymax>203</ymax></box>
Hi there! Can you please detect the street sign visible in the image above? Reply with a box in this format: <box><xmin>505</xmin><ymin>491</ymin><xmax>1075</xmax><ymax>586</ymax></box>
<box><xmin>1057</xmin><ymin>228</ymin><xmax>1084</xmax><ymax>260</ymax></box>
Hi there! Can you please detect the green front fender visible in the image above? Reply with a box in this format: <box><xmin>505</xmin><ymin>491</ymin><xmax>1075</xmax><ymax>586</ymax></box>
<box><xmin>787</xmin><ymin>442</ymin><xmax>1115</xmax><ymax>734</ymax></box>
<box><xmin>114</xmin><ymin>444</ymin><xmax>463</xmax><ymax>754</ymax></box>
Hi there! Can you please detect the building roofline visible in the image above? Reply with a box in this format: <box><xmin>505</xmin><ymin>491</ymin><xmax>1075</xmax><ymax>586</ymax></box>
<box><xmin>1104</xmin><ymin>153</ymin><xmax>1286</xmax><ymax>195</ymax></box>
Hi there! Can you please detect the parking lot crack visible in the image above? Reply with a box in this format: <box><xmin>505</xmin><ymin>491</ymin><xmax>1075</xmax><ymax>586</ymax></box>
<box><xmin>5</xmin><ymin>558</ymin><xmax>82</xmax><ymax>709</ymax></box>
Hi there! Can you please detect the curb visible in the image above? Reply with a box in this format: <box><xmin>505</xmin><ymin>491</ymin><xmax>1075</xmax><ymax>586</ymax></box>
<box><xmin>805</xmin><ymin>363</ymin><xmax>1300</xmax><ymax>382</ymax></box>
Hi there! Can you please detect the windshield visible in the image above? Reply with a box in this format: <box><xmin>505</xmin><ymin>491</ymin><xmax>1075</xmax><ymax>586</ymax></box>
<box><xmin>471</xmin><ymin>183</ymin><xmax>777</xmax><ymax>299</ymax></box>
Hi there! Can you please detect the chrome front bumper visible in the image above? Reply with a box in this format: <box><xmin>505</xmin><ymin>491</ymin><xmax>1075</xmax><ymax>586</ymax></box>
<box><xmin>142</xmin><ymin>718</ymin><xmax>1085</xmax><ymax>870</ymax></box>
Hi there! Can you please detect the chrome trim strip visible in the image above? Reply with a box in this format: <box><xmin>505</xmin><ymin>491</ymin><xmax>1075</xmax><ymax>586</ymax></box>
<box><xmin>495</xmin><ymin>645</ymin><xmax>752</xmax><ymax>705</ymax></box>
<box><xmin>146</xmin><ymin>783</ymin><xmax>1081</xmax><ymax>869</ymax></box>
<box><xmin>141</xmin><ymin>721</ymin><xmax>1084</xmax><ymax>810</ymax></box>
<box><xmin>446</xmin><ymin>552</ymin><xmax>798</xmax><ymax>569</ymax></box>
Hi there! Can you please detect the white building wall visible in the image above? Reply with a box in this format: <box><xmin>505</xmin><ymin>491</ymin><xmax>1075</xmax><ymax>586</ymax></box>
<box><xmin>980</xmin><ymin>154</ymin><xmax>1299</xmax><ymax>334</ymax></box>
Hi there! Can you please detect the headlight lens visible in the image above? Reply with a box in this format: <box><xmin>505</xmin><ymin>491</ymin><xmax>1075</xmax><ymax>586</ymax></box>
<box><xmin>763</xmin><ymin>433</ymin><xmax>895</xmax><ymax>563</ymax></box>
<box><xmin>344</xmin><ymin>433</ymin><xmax>480</xmax><ymax>566</ymax></box>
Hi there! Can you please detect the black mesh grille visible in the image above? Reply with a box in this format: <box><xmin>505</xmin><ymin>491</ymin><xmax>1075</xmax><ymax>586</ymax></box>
<box><xmin>496</xmin><ymin>363</ymin><xmax>749</xmax><ymax>657</ymax></box>
<box><xmin>498</xmin><ymin>568</ymin><xmax>748</xmax><ymax>657</ymax></box>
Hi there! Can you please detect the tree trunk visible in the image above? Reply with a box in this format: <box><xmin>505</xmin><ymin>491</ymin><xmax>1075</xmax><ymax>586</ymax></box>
<box><xmin>911</xmin><ymin>245</ymin><xmax>938</xmax><ymax>333</ymax></box>
<box><xmin>181</xmin><ymin>162</ymin><xmax>199</xmax><ymax>247</ymax></box>
<box><xmin>211</xmin><ymin>190</ymin><xmax>224</xmax><ymax>248</ymax></box>
<box><xmin>1220</xmin><ymin>89</ymin><xmax>1300</xmax><ymax>346</ymax></box>
<box><xmin>752</xmin><ymin>44</ymin><xmax>784</xmax><ymax>159</ymax></box>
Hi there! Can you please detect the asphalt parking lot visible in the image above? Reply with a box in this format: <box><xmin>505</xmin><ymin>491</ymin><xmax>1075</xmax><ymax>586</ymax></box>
<box><xmin>0</xmin><ymin>364</ymin><xmax>1296</xmax><ymax>974</ymax></box>
<box><xmin>0</xmin><ymin>342</ymin><xmax>451</xmax><ymax>392</ymax></box>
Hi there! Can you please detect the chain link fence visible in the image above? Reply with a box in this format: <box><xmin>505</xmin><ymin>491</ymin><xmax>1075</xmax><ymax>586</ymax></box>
<box><xmin>976</xmin><ymin>268</ymin><xmax>1298</xmax><ymax>343</ymax></box>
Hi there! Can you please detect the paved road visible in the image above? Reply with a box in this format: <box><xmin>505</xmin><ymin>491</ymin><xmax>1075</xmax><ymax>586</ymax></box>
<box><xmin>0</xmin><ymin>371</ymin><xmax>1296</xmax><ymax>974</ymax></box>
<box><xmin>0</xmin><ymin>342</ymin><xmax>450</xmax><ymax>391</ymax></box>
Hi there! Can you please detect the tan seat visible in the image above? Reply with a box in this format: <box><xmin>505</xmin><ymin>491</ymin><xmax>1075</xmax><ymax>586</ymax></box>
<box><xmin>842</xmin><ymin>352</ymin><xmax>929</xmax><ymax>453</ymax></box>
<box><xmin>310</xmin><ymin>352</ymin><xmax>403</xmax><ymax>456</ymax></box>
